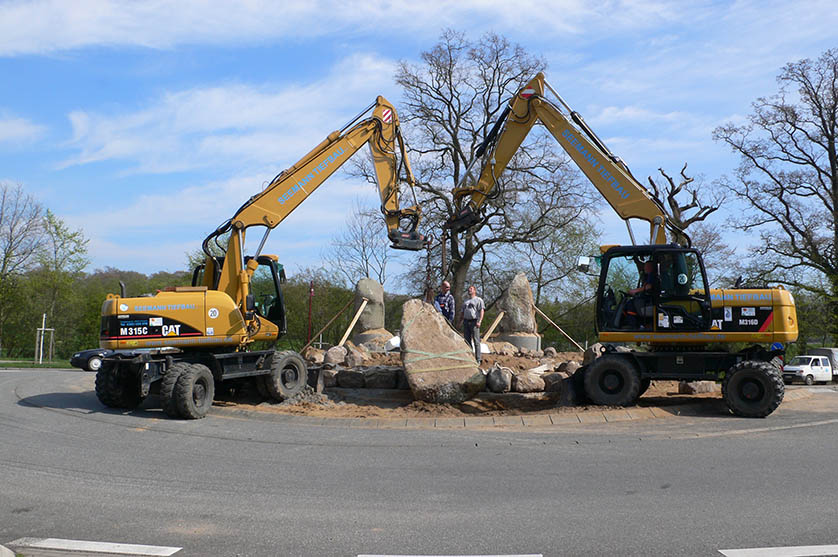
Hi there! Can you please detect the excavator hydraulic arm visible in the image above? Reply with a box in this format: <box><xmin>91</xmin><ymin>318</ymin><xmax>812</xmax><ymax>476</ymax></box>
<box><xmin>448</xmin><ymin>72</ymin><xmax>669</xmax><ymax>245</ymax></box>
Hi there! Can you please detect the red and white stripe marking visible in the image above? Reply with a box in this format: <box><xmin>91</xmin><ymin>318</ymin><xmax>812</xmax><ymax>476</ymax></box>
<box><xmin>519</xmin><ymin>87</ymin><xmax>536</xmax><ymax>99</ymax></box>
<box><xmin>381</xmin><ymin>108</ymin><xmax>393</xmax><ymax>123</ymax></box>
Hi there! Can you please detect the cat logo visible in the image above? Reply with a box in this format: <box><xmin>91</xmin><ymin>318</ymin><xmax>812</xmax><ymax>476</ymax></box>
<box><xmin>162</xmin><ymin>324</ymin><xmax>181</xmax><ymax>336</ymax></box>
<box><xmin>711</xmin><ymin>319</ymin><xmax>723</xmax><ymax>330</ymax></box>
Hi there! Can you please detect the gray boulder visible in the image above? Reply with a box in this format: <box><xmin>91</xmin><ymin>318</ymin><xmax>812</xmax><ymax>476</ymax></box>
<box><xmin>486</xmin><ymin>364</ymin><xmax>513</xmax><ymax>393</ymax></box>
<box><xmin>322</xmin><ymin>367</ymin><xmax>339</xmax><ymax>388</ymax></box>
<box><xmin>324</xmin><ymin>346</ymin><xmax>348</xmax><ymax>366</ymax></box>
<box><xmin>512</xmin><ymin>371</ymin><xmax>546</xmax><ymax>393</ymax></box>
<box><xmin>543</xmin><ymin>347</ymin><xmax>558</xmax><ymax>358</ymax></box>
<box><xmin>583</xmin><ymin>343</ymin><xmax>604</xmax><ymax>365</ymax></box>
<box><xmin>337</xmin><ymin>368</ymin><xmax>366</xmax><ymax>389</ymax></box>
<box><xmin>678</xmin><ymin>381</ymin><xmax>718</xmax><ymax>394</ymax></box>
<box><xmin>497</xmin><ymin>272</ymin><xmax>537</xmax><ymax>333</ymax></box>
<box><xmin>558</xmin><ymin>361</ymin><xmax>581</xmax><ymax>374</ymax></box>
<box><xmin>355</xmin><ymin>278</ymin><xmax>386</xmax><ymax>331</ymax></box>
<box><xmin>400</xmin><ymin>299</ymin><xmax>485</xmax><ymax>403</ymax></box>
<box><xmin>364</xmin><ymin>366</ymin><xmax>399</xmax><ymax>389</ymax></box>
<box><xmin>542</xmin><ymin>372</ymin><xmax>565</xmax><ymax>393</ymax></box>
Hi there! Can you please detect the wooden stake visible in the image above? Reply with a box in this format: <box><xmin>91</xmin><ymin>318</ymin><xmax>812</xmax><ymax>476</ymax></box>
<box><xmin>300</xmin><ymin>297</ymin><xmax>354</xmax><ymax>353</ymax></box>
<box><xmin>532</xmin><ymin>304</ymin><xmax>585</xmax><ymax>352</ymax></box>
<box><xmin>483</xmin><ymin>310</ymin><xmax>505</xmax><ymax>340</ymax></box>
<box><xmin>338</xmin><ymin>298</ymin><xmax>369</xmax><ymax>347</ymax></box>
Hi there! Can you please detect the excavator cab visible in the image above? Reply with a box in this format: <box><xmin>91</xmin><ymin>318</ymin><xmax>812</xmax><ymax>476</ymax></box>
<box><xmin>596</xmin><ymin>245</ymin><xmax>712</xmax><ymax>334</ymax></box>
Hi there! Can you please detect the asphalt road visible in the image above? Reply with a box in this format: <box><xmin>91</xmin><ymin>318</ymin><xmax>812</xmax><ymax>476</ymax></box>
<box><xmin>2</xmin><ymin>368</ymin><xmax>838</xmax><ymax>556</ymax></box>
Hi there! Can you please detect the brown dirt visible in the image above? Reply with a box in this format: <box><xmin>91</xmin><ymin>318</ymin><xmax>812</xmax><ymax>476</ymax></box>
<box><xmin>214</xmin><ymin>349</ymin><xmax>721</xmax><ymax>418</ymax></box>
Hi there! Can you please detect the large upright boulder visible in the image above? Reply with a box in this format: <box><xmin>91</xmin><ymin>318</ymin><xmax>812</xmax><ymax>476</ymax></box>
<box><xmin>353</xmin><ymin>278</ymin><xmax>391</xmax><ymax>345</ymax></box>
<box><xmin>497</xmin><ymin>272</ymin><xmax>537</xmax><ymax>333</ymax></box>
<box><xmin>400</xmin><ymin>299</ymin><xmax>485</xmax><ymax>403</ymax></box>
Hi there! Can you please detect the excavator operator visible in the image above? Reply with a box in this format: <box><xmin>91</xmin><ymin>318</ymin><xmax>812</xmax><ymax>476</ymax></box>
<box><xmin>626</xmin><ymin>258</ymin><xmax>656</xmax><ymax>329</ymax></box>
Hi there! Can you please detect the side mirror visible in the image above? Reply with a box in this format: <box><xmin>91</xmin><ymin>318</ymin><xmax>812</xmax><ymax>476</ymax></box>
<box><xmin>576</xmin><ymin>256</ymin><xmax>592</xmax><ymax>273</ymax></box>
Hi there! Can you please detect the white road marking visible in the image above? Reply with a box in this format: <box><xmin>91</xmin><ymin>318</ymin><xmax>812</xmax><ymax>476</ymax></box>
<box><xmin>8</xmin><ymin>537</ymin><xmax>181</xmax><ymax>555</ymax></box>
<box><xmin>359</xmin><ymin>555</ymin><xmax>542</xmax><ymax>557</ymax></box>
<box><xmin>719</xmin><ymin>544</ymin><xmax>838</xmax><ymax>556</ymax></box>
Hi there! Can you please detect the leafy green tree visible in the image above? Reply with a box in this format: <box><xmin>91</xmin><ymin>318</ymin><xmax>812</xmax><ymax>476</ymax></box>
<box><xmin>714</xmin><ymin>48</ymin><xmax>838</xmax><ymax>340</ymax></box>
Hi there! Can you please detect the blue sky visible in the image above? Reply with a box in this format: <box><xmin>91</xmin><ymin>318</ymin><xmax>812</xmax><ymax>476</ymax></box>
<box><xmin>1</xmin><ymin>0</ymin><xmax>836</xmax><ymax>283</ymax></box>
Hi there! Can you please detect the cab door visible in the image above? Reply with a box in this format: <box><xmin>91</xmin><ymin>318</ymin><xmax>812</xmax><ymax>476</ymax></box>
<box><xmin>652</xmin><ymin>249</ymin><xmax>712</xmax><ymax>332</ymax></box>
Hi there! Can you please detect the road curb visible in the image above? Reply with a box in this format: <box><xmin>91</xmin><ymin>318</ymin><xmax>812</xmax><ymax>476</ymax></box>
<box><xmin>0</xmin><ymin>543</ymin><xmax>14</xmax><ymax>557</ymax></box>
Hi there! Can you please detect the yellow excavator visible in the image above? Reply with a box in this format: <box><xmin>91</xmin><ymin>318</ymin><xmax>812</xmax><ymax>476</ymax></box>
<box><xmin>448</xmin><ymin>73</ymin><xmax>797</xmax><ymax>417</ymax></box>
<box><xmin>97</xmin><ymin>96</ymin><xmax>424</xmax><ymax>418</ymax></box>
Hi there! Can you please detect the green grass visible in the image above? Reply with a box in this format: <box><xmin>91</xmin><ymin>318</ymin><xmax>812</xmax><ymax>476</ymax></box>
<box><xmin>0</xmin><ymin>358</ymin><xmax>72</xmax><ymax>369</ymax></box>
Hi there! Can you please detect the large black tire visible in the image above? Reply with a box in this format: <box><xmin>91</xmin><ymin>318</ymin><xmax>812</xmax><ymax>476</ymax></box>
<box><xmin>95</xmin><ymin>361</ymin><xmax>145</xmax><ymax>409</ymax></box>
<box><xmin>95</xmin><ymin>361</ymin><xmax>123</xmax><ymax>408</ymax></box>
<box><xmin>160</xmin><ymin>362</ymin><xmax>191</xmax><ymax>418</ymax></box>
<box><xmin>723</xmin><ymin>360</ymin><xmax>784</xmax><ymax>418</ymax></box>
<box><xmin>265</xmin><ymin>350</ymin><xmax>307</xmax><ymax>401</ymax></box>
<box><xmin>174</xmin><ymin>364</ymin><xmax>215</xmax><ymax>419</ymax></box>
<box><xmin>583</xmin><ymin>355</ymin><xmax>641</xmax><ymax>406</ymax></box>
<box><xmin>254</xmin><ymin>374</ymin><xmax>271</xmax><ymax>399</ymax></box>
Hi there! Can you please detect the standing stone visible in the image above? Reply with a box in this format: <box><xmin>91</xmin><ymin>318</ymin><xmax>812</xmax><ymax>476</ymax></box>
<box><xmin>352</xmin><ymin>278</ymin><xmax>392</xmax><ymax>345</ymax></box>
<box><xmin>400</xmin><ymin>299</ymin><xmax>485</xmax><ymax>403</ymax></box>
<box><xmin>497</xmin><ymin>273</ymin><xmax>537</xmax><ymax>333</ymax></box>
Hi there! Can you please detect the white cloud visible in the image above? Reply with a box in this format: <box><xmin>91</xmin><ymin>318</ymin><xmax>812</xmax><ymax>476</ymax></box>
<box><xmin>61</xmin><ymin>53</ymin><xmax>397</xmax><ymax>173</ymax></box>
<box><xmin>0</xmin><ymin>114</ymin><xmax>45</xmax><ymax>144</ymax></box>
<box><xmin>0</xmin><ymin>0</ymin><xmax>708</xmax><ymax>57</ymax></box>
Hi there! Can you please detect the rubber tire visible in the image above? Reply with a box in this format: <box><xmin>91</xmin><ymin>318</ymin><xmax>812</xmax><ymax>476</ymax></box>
<box><xmin>87</xmin><ymin>356</ymin><xmax>103</xmax><ymax>372</ymax></box>
<box><xmin>160</xmin><ymin>362</ymin><xmax>191</xmax><ymax>418</ymax></box>
<box><xmin>95</xmin><ymin>361</ymin><xmax>123</xmax><ymax>408</ymax></box>
<box><xmin>94</xmin><ymin>361</ymin><xmax>144</xmax><ymax>409</ymax></box>
<box><xmin>265</xmin><ymin>350</ymin><xmax>308</xmax><ymax>401</ymax></box>
<box><xmin>583</xmin><ymin>355</ymin><xmax>641</xmax><ymax>406</ymax></box>
<box><xmin>638</xmin><ymin>378</ymin><xmax>652</xmax><ymax>397</ymax></box>
<box><xmin>804</xmin><ymin>375</ymin><xmax>814</xmax><ymax>386</ymax></box>
<box><xmin>722</xmin><ymin>360</ymin><xmax>784</xmax><ymax>418</ymax></box>
<box><xmin>174</xmin><ymin>364</ymin><xmax>215</xmax><ymax>419</ymax></box>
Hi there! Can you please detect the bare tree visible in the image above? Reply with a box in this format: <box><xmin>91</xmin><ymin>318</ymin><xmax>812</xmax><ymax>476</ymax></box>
<box><xmin>324</xmin><ymin>199</ymin><xmax>392</xmax><ymax>287</ymax></box>
<box><xmin>0</xmin><ymin>182</ymin><xmax>46</xmax><ymax>355</ymax></box>
<box><xmin>388</xmin><ymin>30</ymin><xmax>595</xmax><ymax>317</ymax></box>
<box><xmin>713</xmin><ymin>48</ymin><xmax>838</xmax><ymax>339</ymax></box>
<box><xmin>646</xmin><ymin>164</ymin><xmax>731</xmax><ymax>285</ymax></box>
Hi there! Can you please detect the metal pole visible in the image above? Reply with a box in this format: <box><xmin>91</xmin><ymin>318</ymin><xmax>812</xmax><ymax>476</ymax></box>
<box><xmin>307</xmin><ymin>280</ymin><xmax>314</xmax><ymax>344</ymax></box>
<box><xmin>38</xmin><ymin>313</ymin><xmax>46</xmax><ymax>364</ymax></box>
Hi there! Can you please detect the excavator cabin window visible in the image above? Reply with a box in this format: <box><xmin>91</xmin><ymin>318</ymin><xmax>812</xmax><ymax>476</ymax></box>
<box><xmin>247</xmin><ymin>256</ymin><xmax>287</xmax><ymax>333</ymax></box>
<box><xmin>597</xmin><ymin>247</ymin><xmax>711</xmax><ymax>333</ymax></box>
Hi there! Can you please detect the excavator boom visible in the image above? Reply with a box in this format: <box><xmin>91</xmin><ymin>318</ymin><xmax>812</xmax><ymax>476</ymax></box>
<box><xmin>449</xmin><ymin>72</ymin><xmax>667</xmax><ymax>245</ymax></box>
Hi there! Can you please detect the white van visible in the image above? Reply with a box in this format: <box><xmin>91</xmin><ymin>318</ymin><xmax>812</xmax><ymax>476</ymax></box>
<box><xmin>809</xmin><ymin>348</ymin><xmax>838</xmax><ymax>382</ymax></box>
<box><xmin>782</xmin><ymin>355</ymin><xmax>833</xmax><ymax>385</ymax></box>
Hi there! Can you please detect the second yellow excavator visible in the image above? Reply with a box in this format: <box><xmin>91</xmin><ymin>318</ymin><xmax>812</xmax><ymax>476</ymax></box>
<box><xmin>448</xmin><ymin>73</ymin><xmax>797</xmax><ymax>417</ymax></box>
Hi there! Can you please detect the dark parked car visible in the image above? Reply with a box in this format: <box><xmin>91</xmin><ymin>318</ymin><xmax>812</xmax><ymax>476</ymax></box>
<box><xmin>70</xmin><ymin>349</ymin><xmax>114</xmax><ymax>371</ymax></box>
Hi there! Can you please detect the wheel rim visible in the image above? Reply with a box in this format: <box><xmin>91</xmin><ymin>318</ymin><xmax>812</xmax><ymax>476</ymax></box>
<box><xmin>739</xmin><ymin>378</ymin><xmax>764</xmax><ymax>401</ymax></box>
<box><xmin>282</xmin><ymin>366</ymin><xmax>300</xmax><ymax>388</ymax></box>
<box><xmin>193</xmin><ymin>381</ymin><xmax>207</xmax><ymax>405</ymax></box>
<box><xmin>600</xmin><ymin>371</ymin><xmax>624</xmax><ymax>394</ymax></box>
<box><xmin>89</xmin><ymin>358</ymin><xmax>102</xmax><ymax>371</ymax></box>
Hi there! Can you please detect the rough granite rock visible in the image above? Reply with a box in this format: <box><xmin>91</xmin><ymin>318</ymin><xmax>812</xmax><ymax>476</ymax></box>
<box><xmin>344</xmin><ymin>344</ymin><xmax>368</xmax><ymax>368</ymax></box>
<box><xmin>322</xmin><ymin>367</ymin><xmax>338</xmax><ymax>388</ymax></box>
<box><xmin>490</xmin><ymin>341</ymin><xmax>518</xmax><ymax>356</ymax></box>
<box><xmin>364</xmin><ymin>366</ymin><xmax>399</xmax><ymax>389</ymax></box>
<box><xmin>324</xmin><ymin>346</ymin><xmax>348</xmax><ymax>366</ymax></box>
<box><xmin>337</xmin><ymin>368</ymin><xmax>366</xmax><ymax>389</ymax></box>
<box><xmin>678</xmin><ymin>380</ymin><xmax>718</xmax><ymax>394</ymax></box>
<box><xmin>558</xmin><ymin>361</ymin><xmax>581</xmax><ymax>375</ymax></box>
<box><xmin>583</xmin><ymin>343</ymin><xmax>604</xmax><ymax>365</ymax></box>
<box><xmin>542</xmin><ymin>372</ymin><xmax>565</xmax><ymax>393</ymax></box>
<box><xmin>400</xmin><ymin>299</ymin><xmax>485</xmax><ymax>403</ymax></box>
<box><xmin>497</xmin><ymin>272</ymin><xmax>537</xmax><ymax>333</ymax></box>
<box><xmin>512</xmin><ymin>371</ymin><xmax>546</xmax><ymax>393</ymax></box>
<box><xmin>486</xmin><ymin>364</ymin><xmax>513</xmax><ymax>393</ymax></box>
<box><xmin>355</xmin><ymin>278</ymin><xmax>386</xmax><ymax>331</ymax></box>
<box><xmin>301</xmin><ymin>347</ymin><xmax>325</xmax><ymax>364</ymax></box>
<box><xmin>543</xmin><ymin>347</ymin><xmax>558</xmax><ymax>358</ymax></box>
